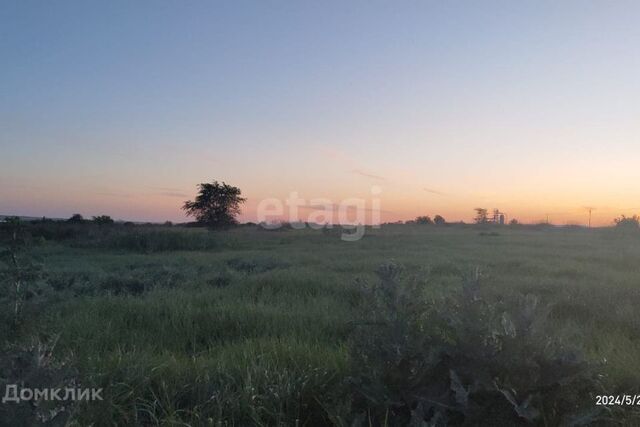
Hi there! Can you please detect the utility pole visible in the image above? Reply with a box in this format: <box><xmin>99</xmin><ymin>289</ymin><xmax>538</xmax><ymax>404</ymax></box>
<box><xmin>584</xmin><ymin>207</ymin><xmax>595</xmax><ymax>228</ymax></box>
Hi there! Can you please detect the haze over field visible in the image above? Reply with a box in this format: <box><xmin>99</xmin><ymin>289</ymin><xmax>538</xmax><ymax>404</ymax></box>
<box><xmin>2</xmin><ymin>1</ymin><xmax>640</xmax><ymax>225</ymax></box>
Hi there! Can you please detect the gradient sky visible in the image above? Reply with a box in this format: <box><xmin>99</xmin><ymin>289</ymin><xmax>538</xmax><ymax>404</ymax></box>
<box><xmin>2</xmin><ymin>1</ymin><xmax>640</xmax><ymax>225</ymax></box>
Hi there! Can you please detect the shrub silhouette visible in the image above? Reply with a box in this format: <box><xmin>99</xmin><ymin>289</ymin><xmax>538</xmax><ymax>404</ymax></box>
<box><xmin>614</xmin><ymin>214</ymin><xmax>639</xmax><ymax>229</ymax></box>
<box><xmin>348</xmin><ymin>263</ymin><xmax>602</xmax><ymax>425</ymax></box>
<box><xmin>434</xmin><ymin>214</ymin><xmax>446</xmax><ymax>225</ymax></box>
<box><xmin>92</xmin><ymin>215</ymin><xmax>114</xmax><ymax>225</ymax></box>
<box><xmin>415</xmin><ymin>216</ymin><xmax>433</xmax><ymax>225</ymax></box>
<box><xmin>67</xmin><ymin>214</ymin><xmax>85</xmax><ymax>223</ymax></box>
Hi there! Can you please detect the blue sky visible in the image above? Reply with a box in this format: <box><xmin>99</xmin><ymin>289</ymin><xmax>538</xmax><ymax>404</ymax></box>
<box><xmin>2</xmin><ymin>1</ymin><xmax>640</xmax><ymax>224</ymax></box>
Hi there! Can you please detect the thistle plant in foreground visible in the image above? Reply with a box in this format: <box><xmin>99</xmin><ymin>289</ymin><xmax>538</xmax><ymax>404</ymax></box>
<box><xmin>349</xmin><ymin>262</ymin><xmax>606</xmax><ymax>426</ymax></box>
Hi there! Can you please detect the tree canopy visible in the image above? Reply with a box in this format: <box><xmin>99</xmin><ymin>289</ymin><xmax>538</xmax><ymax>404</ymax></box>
<box><xmin>183</xmin><ymin>181</ymin><xmax>246</xmax><ymax>229</ymax></box>
<box><xmin>68</xmin><ymin>214</ymin><xmax>84</xmax><ymax>223</ymax></box>
<box><xmin>93</xmin><ymin>215</ymin><xmax>114</xmax><ymax>225</ymax></box>
<box><xmin>474</xmin><ymin>208</ymin><xmax>488</xmax><ymax>224</ymax></box>
<box><xmin>415</xmin><ymin>215</ymin><xmax>433</xmax><ymax>225</ymax></box>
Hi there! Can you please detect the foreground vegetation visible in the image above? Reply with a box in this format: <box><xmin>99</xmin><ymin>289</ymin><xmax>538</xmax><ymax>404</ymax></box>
<box><xmin>2</xmin><ymin>221</ymin><xmax>640</xmax><ymax>425</ymax></box>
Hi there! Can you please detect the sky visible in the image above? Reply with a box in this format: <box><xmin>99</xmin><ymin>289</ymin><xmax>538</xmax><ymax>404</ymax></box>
<box><xmin>2</xmin><ymin>0</ymin><xmax>640</xmax><ymax>225</ymax></box>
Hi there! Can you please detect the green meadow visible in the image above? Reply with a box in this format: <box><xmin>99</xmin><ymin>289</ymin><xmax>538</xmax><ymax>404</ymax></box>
<box><xmin>2</xmin><ymin>223</ymin><xmax>640</xmax><ymax>425</ymax></box>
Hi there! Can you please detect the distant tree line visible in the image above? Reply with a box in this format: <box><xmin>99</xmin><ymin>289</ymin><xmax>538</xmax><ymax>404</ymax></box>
<box><xmin>6</xmin><ymin>179</ymin><xmax>640</xmax><ymax>231</ymax></box>
<box><xmin>66</xmin><ymin>214</ymin><xmax>114</xmax><ymax>225</ymax></box>
<box><xmin>405</xmin><ymin>215</ymin><xmax>447</xmax><ymax>225</ymax></box>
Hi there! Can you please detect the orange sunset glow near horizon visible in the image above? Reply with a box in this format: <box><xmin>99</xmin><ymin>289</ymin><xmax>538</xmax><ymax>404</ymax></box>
<box><xmin>2</xmin><ymin>2</ymin><xmax>640</xmax><ymax>227</ymax></box>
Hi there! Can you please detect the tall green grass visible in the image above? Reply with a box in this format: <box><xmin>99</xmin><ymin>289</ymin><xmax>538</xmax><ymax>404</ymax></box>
<box><xmin>2</xmin><ymin>223</ymin><xmax>640</xmax><ymax>424</ymax></box>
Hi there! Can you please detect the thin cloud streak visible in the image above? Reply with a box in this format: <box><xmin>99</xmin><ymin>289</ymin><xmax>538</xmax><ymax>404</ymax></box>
<box><xmin>300</xmin><ymin>203</ymin><xmax>393</xmax><ymax>214</ymax></box>
<box><xmin>148</xmin><ymin>186</ymin><xmax>189</xmax><ymax>193</ymax></box>
<box><xmin>158</xmin><ymin>192</ymin><xmax>189</xmax><ymax>198</ymax></box>
<box><xmin>96</xmin><ymin>191</ymin><xmax>135</xmax><ymax>198</ymax></box>
<box><xmin>423</xmin><ymin>187</ymin><xmax>447</xmax><ymax>196</ymax></box>
<box><xmin>352</xmin><ymin>169</ymin><xmax>385</xmax><ymax>181</ymax></box>
<box><xmin>96</xmin><ymin>188</ymin><xmax>189</xmax><ymax>199</ymax></box>
<box><xmin>146</xmin><ymin>186</ymin><xmax>190</xmax><ymax>198</ymax></box>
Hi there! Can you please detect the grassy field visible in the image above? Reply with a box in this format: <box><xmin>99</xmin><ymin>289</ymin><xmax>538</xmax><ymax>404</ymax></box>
<box><xmin>2</xmin><ymin>222</ymin><xmax>640</xmax><ymax>425</ymax></box>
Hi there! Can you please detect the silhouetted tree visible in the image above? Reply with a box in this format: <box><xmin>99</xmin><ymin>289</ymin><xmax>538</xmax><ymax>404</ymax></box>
<box><xmin>93</xmin><ymin>215</ymin><xmax>114</xmax><ymax>225</ymax></box>
<box><xmin>434</xmin><ymin>215</ymin><xmax>446</xmax><ymax>225</ymax></box>
<box><xmin>67</xmin><ymin>214</ymin><xmax>84</xmax><ymax>223</ymax></box>
<box><xmin>183</xmin><ymin>181</ymin><xmax>246</xmax><ymax>229</ymax></box>
<box><xmin>614</xmin><ymin>215</ymin><xmax>640</xmax><ymax>229</ymax></box>
<box><xmin>415</xmin><ymin>215</ymin><xmax>433</xmax><ymax>225</ymax></box>
<box><xmin>510</xmin><ymin>219</ymin><xmax>519</xmax><ymax>225</ymax></box>
<box><xmin>474</xmin><ymin>208</ymin><xmax>488</xmax><ymax>224</ymax></box>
